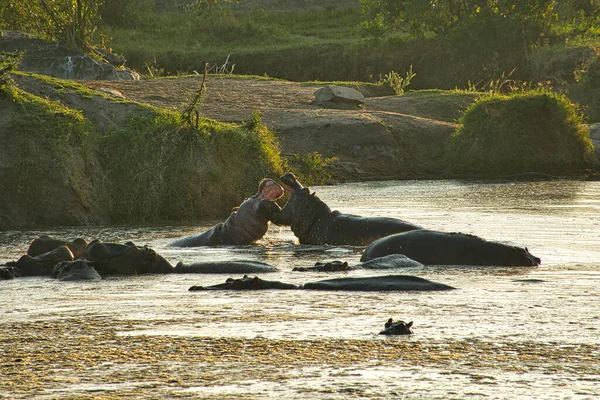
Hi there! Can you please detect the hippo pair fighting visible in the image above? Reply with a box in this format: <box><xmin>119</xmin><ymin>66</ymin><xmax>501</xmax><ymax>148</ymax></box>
<box><xmin>169</xmin><ymin>174</ymin><xmax>420</xmax><ymax>247</ymax></box>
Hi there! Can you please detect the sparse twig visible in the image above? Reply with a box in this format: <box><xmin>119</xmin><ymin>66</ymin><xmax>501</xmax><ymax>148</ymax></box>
<box><xmin>181</xmin><ymin>63</ymin><xmax>209</xmax><ymax>129</ymax></box>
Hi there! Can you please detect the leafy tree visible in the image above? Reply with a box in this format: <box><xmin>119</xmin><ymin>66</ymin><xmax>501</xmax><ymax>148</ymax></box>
<box><xmin>358</xmin><ymin>0</ymin><xmax>595</xmax><ymax>43</ymax></box>
<box><xmin>0</xmin><ymin>0</ymin><xmax>104</xmax><ymax>53</ymax></box>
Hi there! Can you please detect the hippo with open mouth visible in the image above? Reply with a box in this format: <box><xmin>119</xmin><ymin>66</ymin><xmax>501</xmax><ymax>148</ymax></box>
<box><xmin>270</xmin><ymin>173</ymin><xmax>421</xmax><ymax>246</ymax></box>
<box><xmin>170</xmin><ymin>178</ymin><xmax>284</xmax><ymax>247</ymax></box>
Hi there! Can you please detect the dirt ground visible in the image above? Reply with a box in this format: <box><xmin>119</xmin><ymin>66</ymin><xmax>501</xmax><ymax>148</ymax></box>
<box><xmin>83</xmin><ymin>75</ymin><xmax>459</xmax><ymax>181</ymax></box>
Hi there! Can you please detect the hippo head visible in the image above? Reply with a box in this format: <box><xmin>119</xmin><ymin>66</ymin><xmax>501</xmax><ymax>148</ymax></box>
<box><xmin>280</xmin><ymin>173</ymin><xmax>304</xmax><ymax>192</ymax></box>
<box><xmin>271</xmin><ymin>173</ymin><xmax>329</xmax><ymax>232</ymax></box>
<box><xmin>499</xmin><ymin>245</ymin><xmax>541</xmax><ymax>266</ymax></box>
<box><xmin>257</xmin><ymin>178</ymin><xmax>284</xmax><ymax>201</ymax></box>
<box><xmin>380</xmin><ymin>319</ymin><xmax>414</xmax><ymax>335</ymax></box>
<box><xmin>52</xmin><ymin>258</ymin><xmax>101</xmax><ymax>281</ymax></box>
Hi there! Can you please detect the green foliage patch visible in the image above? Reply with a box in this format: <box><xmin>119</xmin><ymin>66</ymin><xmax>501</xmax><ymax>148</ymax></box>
<box><xmin>0</xmin><ymin>74</ymin><xmax>284</xmax><ymax>227</ymax></box>
<box><xmin>446</xmin><ymin>90</ymin><xmax>595</xmax><ymax>175</ymax></box>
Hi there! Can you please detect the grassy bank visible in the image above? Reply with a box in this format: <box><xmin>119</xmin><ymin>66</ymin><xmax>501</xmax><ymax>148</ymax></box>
<box><xmin>0</xmin><ymin>73</ymin><xmax>284</xmax><ymax>229</ymax></box>
<box><xmin>446</xmin><ymin>90</ymin><xmax>595</xmax><ymax>176</ymax></box>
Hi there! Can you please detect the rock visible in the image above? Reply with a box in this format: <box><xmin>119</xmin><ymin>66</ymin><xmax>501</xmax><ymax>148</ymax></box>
<box><xmin>0</xmin><ymin>30</ymin><xmax>138</xmax><ymax>81</ymax></box>
<box><xmin>314</xmin><ymin>85</ymin><xmax>365</xmax><ymax>108</ymax></box>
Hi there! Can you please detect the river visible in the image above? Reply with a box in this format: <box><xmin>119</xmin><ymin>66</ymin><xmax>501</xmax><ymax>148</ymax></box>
<box><xmin>1</xmin><ymin>179</ymin><xmax>599</xmax><ymax>399</ymax></box>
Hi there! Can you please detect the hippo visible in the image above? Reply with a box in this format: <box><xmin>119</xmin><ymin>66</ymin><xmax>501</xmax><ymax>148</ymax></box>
<box><xmin>360</xmin><ymin>229</ymin><xmax>541</xmax><ymax>266</ymax></box>
<box><xmin>51</xmin><ymin>259</ymin><xmax>102</xmax><ymax>281</ymax></box>
<box><xmin>189</xmin><ymin>275</ymin><xmax>299</xmax><ymax>291</ymax></box>
<box><xmin>85</xmin><ymin>240</ymin><xmax>174</xmax><ymax>275</ymax></box>
<box><xmin>0</xmin><ymin>265</ymin><xmax>19</xmax><ymax>280</ymax></box>
<box><xmin>27</xmin><ymin>235</ymin><xmax>87</xmax><ymax>259</ymax></box>
<box><xmin>175</xmin><ymin>260</ymin><xmax>279</xmax><ymax>274</ymax></box>
<box><xmin>303</xmin><ymin>274</ymin><xmax>455</xmax><ymax>291</ymax></box>
<box><xmin>293</xmin><ymin>254</ymin><xmax>424</xmax><ymax>272</ymax></box>
<box><xmin>170</xmin><ymin>178</ymin><xmax>284</xmax><ymax>247</ymax></box>
<box><xmin>292</xmin><ymin>260</ymin><xmax>350</xmax><ymax>272</ymax></box>
<box><xmin>188</xmin><ymin>274</ymin><xmax>453</xmax><ymax>291</ymax></box>
<box><xmin>271</xmin><ymin>173</ymin><xmax>421</xmax><ymax>246</ymax></box>
<box><xmin>379</xmin><ymin>318</ymin><xmax>414</xmax><ymax>335</ymax></box>
<box><xmin>6</xmin><ymin>245</ymin><xmax>74</xmax><ymax>276</ymax></box>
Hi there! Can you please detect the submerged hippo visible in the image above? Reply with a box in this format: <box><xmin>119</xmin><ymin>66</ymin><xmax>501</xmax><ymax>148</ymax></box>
<box><xmin>0</xmin><ymin>265</ymin><xmax>19</xmax><ymax>280</ymax></box>
<box><xmin>379</xmin><ymin>318</ymin><xmax>414</xmax><ymax>335</ymax></box>
<box><xmin>271</xmin><ymin>173</ymin><xmax>421</xmax><ymax>246</ymax></box>
<box><xmin>189</xmin><ymin>274</ymin><xmax>453</xmax><ymax>291</ymax></box>
<box><xmin>6</xmin><ymin>245</ymin><xmax>74</xmax><ymax>276</ymax></box>
<box><xmin>52</xmin><ymin>259</ymin><xmax>102</xmax><ymax>282</ymax></box>
<box><xmin>293</xmin><ymin>254</ymin><xmax>424</xmax><ymax>272</ymax></box>
<box><xmin>292</xmin><ymin>260</ymin><xmax>351</xmax><ymax>272</ymax></box>
<box><xmin>361</xmin><ymin>229</ymin><xmax>541</xmax><ymax>266</ymax></box>
<box><xmin>85</xmin><ymin>240</ymin><xmax>174</xmax><ymax>275</ymax></box>
<box><xmin>189</xmin><ymin>275</ymin><xmax>299</xmax><ymax>291</ymax></box>
<box><xmin>175</xmin><ymin>260</ymin><xmax>279</xmax><ymax>274</ymax></box>
<box><xmin>27</xmin><ymin>235</ymin><xmax>87</xmax><ymax>259</ymax></box>
<box><xmin>170</xmin><ymin>178</ymin><xmax>284</xmax><ymax>247</ymax></box>
<box><xmin>303</xmin><ymin>274</ymin><xmax>455</xmax><ymax>291</ymax></box>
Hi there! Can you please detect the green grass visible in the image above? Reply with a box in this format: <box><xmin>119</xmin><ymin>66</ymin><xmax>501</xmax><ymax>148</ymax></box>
<box><xmin>102</xmin><ymin>6</ymin><xmax>362</xmax><ymax>75</ymax></box>
<box><xmin>445</xmin><ymin>90</ymin><xmax>595</xmax><ymax>176</ymax></box>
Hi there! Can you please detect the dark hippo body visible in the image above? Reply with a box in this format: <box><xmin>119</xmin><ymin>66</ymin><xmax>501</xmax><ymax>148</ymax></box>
<box><xmin>52</xmin><ymin>259</ymin><xmax>102</xmax><ymax>281</ymax></box>
<box><xmin>189</xmin><ymin>275</ymin><xmax>299</xmax><ymax>291</ymax></box>
<box><xmin>85</xmin><ymin>240</ymin><xmax>174</xmax><ymax>275</ymax></box>
<box><xmin>379</xmin><ymin>318</ymin><xmax>414</xmax><ymax>335</ymax></box>
<box><xmin>6</xmin><ymin>245</ymin><xmax>74</xmax><ymax>276</ymax></box>
<box><xmin>303</xmin><ymin>274</ymin><xmax>455</xmax><ymax>291</ymax></box>
<box><xmin>271</xmin><ymin>173</ymin><xmax>421</xmax><ymax>246</ymax></box>
<box><xmin>28</xmin><ymin>235</ymin><xmax>87</xmax><ymax>259</ymax></box>
<box><xmin>170</xmin><ymin>178</ymin><xmax>284</xmax><ymax>247</ymax></box>
<box><xmin>361</xmin><ymin>229</ymin><xmax>541</xmax><ymax>266</ymax></box>
<box><xmin>175</xmin><ymin>260</ymin><xmax>279</xmax><ymax>274</ymax></box>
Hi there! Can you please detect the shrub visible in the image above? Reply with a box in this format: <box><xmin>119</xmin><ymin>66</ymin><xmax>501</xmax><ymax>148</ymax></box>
<box><xmin>0</xmin><ymin>0</ymin><xmax>103</xmax><ymax>53</ymax></box>
<box><xmin>446</xmin><ymin>90</ymin><xmax>595</xmax><ymax>175</ymax></box>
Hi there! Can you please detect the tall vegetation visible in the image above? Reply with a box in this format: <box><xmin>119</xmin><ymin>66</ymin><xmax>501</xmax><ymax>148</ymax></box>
<box><xmin>446</xmin><ymin>90</ymin><xmax>595</xmax><ymax>175</ymax></box>
<box><xmin>0</xmin><ymin>0</ymin><xmax>103</xmax><ymax>52</ymax></box>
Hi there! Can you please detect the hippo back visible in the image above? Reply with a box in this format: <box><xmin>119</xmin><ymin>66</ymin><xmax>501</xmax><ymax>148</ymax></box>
<box><xmin>361</xmin><ymin>229</ymin><xmax>541</xmax><ymax>266</ymax></box>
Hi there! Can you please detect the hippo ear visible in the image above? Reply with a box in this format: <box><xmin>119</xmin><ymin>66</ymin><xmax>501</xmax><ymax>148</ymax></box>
<box><xmin>406</xmin><ymin>321</ymin><xmax>413</xmax><ymax>328</ymax></box>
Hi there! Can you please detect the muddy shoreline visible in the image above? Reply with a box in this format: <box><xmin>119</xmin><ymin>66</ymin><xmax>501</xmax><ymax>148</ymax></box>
<box><xmin>3</xmin><ymin>316</ymin><xmax>598</xmax><ymax>399</ymax></box>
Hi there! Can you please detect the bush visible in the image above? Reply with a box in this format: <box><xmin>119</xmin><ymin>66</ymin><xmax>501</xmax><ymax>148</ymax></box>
<box><xmin>446</xmin><ymin>90</ymin><xmax>595</xmax><ymax>175</ymax></box>
<box><xmin>0</xmin><ymin>0</ymin><xmax>103</xmax><ymax>53</ymax></box>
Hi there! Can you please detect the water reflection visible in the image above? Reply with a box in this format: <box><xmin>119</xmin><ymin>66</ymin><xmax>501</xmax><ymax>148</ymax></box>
<box><xmin>1</xmin><ymin>179</ymin><xmax>600</xmax><ymax>398</ymax></box>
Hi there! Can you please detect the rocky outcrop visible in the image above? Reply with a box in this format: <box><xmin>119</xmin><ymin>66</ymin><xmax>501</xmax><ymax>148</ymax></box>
<box><xmin>0</xmin><ymin>30</ymin><xmax>139</xmax><ymax>81</ymax></box>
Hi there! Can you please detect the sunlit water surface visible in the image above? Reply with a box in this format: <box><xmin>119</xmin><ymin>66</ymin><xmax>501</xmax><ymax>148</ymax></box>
<box><xmin>1</xmin><ymin>179</ymin><xmax>599</xmax><ymax>399</ymax></box>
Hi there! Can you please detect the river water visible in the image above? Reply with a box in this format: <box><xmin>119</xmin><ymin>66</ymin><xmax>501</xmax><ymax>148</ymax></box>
<box><xmin>1</xmin><ymin>179</ymin><xmax>599</xmax><ymax>399</ymax></box>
